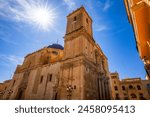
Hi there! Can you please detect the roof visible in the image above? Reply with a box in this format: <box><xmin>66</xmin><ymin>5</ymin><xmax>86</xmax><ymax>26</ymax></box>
<box><xmin>47</xmin><ymin>43</ymin><xmax>64</xmax><ymax>50</ymax></box>
<box><xmin>67</xmin><ymin>6</ymin><xmax>92</xmax><ymax>22</ymax></box>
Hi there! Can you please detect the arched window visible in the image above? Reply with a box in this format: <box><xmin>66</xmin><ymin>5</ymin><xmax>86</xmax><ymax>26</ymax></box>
<box><xmin>74</xmin><ymin>16</ymin><xmax>77</xmax><ymax>21</ymax></box>
<box><xmin>130</xmin><ymin>93</ymin><xmax>137</xmax><ymax>98</ymax></box>
<box><xmin>115</xmin><ymin>93</ymin><xmax>120</xmax><ymax>100</ymax></box>
<box><xmin>147</xmin><ymin>84</ymin><xmax>150</xmax><ymax>88</ymax></box>
<box><xmin>114</xmin><ymin>86</ymin><xmax>118</xmax><ymax>91</ymax></box>
<box><xmin>129</xmin><ymin>85</ymin><xmax>133</xmax><ymax>89</ymax></box>
<box><xmin>137</xmin><ymin>85</ymin><xmax>141</xmax><ymax>90</ymax></box>
<box><xmin>52</xmin><ymin>51</ymin><xmax>58</xmax><ymax>55</ymax></box>
<box><xmin>47</xmin><ymin>74</ymin><xmax>52</xmax><ymax>82</ymax></box>
<box><xmin>139</xmin><ymin>93</ymin><xmax>146</xmax><ymax>100</ymax></box>
<box><xmin>122</xmin><ymin>86</ymin><xmax>125</xmax><ymax>90</ymax></box>
<box><xmin>40</xmin><ymin>76</ymin><xmax>43</xmax><ymax>83</ymax></box>
<box><xmin>86</xmin><ymin>18</ymin><xmax>88</xmax><ymax>23</ymax></box>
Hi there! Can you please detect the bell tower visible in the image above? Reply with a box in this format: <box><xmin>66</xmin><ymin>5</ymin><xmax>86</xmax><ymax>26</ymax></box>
<box><xmin>58</xmin><ymin>6</ymin><xmax>98</xmax><ymax>100</ymax></box>
<box><xmin>58</xmin><ymin>6</ymin><xmax>111</xmax><ymax>100</ymax></box>
<box><xmin>63</xmin><ymin>6</ymin><xmax>95</xmax><ymax>60</ymax></box>
<box><xmin>66</xmin><ymin>6</ymin><xmax>93</xmax><ymax>36</ymax></box>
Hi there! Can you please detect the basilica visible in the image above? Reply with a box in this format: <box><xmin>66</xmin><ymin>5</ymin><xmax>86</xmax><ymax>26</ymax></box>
<box><xmin>0</xmin><ymin>6</ymin><xmax>112</xmax><ymax>100</ymax></box>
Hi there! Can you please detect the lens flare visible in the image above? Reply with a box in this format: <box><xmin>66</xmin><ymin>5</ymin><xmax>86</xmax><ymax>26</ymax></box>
<box><xmin>28</xmin><ymin>3</ymin><xmax>56</xmax><ymax>31</ymax></box>
<box><xmin>0</xmin><ymin>0</ymin><xmax>57</xmax><ymax>31</ymax></box>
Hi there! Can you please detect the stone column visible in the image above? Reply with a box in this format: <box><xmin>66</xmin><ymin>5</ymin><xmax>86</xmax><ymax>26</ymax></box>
<box><xmin>103</xmin><ymin>78</ymin><xmax>107</xmax><ymax>99</ymax></box>
<box><xmin>104</xmin><ymin>78</ymin><xmax>110</xmax><ymax>100</ymax></box>
<box><xmin>106</xmin><ymin>78</ymin><xmax>111</xmax><ymax>100</ymax></box>
<box><xmin>58</xmin><ymin>66</ymin><xmax>64</xmax><ymax>100</ymax></box>
<box><xmin>104</xmin><ymin>80</ymin><xmax>108</xmax><ymax>100</ymax></box>
<box><xmin>101</xmin><ymin>78</ymin><xmax>105</xmax><ymax>99</ymax></box>
<box><xmin>99</xmin><ymin>78</ymin><xmax>102</xmax><ymax>100</ymax></box>
<box><xmin>80</xmin><ymin>63</ymin><xmax>85</xmax><ymax>99</ymax></box>
<box><xmin>104</xmin><ymin>80</ymin><xmax>107</xmax><ymax>100</ymax></box>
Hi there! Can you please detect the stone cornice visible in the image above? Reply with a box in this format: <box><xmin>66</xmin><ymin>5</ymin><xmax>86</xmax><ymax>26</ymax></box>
<box><xmin>61</xmin><ymin>55</ymin><xmax>97</xmax><ymax>72</ymax></box>
<box><xmin>64</xmin><ymin>27</ymin><xmax>95</xmax><ymax>45</ymax></box>
<box><xmin>67</xmin><ymin>6</ymin><xmax>93</xmax><ymax>22</ymax></box>
<box><xmin>15</xmin><ymin>61</ymin><xmax>61</xmax><ymax>74</ymax></box>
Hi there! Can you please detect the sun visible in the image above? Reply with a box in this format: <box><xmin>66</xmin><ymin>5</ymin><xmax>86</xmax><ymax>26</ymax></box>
<box><xmin>0</xmin><ymin>0</ymin><xmax>57</xmax><ymax>31</ymax></box>
<box><xmin>27</xmin><ymin>2</ymin><xmax>56</xmax><ymax>31</ymax></box>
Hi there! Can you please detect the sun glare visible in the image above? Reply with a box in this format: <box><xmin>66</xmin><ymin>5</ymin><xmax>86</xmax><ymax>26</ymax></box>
<box><xmin>0</xmin><ymin>0</ymin><xmax>57</xmax><ymax>31</ymax></box>
<box><xmin>27</xmin><ymin>2</ymin><xmax>56</xmax><ymax>31</ymax></box>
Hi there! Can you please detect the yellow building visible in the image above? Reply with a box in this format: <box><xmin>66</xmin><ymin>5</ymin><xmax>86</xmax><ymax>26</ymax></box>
<box><xmin>124</xmin><ymin>0</ymin><xmax>150</xmax><ymax>79</ymax></box>
<box><xmin>110</xmin><ymin>72</ymin><xmax>150</xmax><ymax>100</ymax></box>
<box><xmin>0</xmin><ymin>6</ymin><xmax>112</xmax><ymax>100</ymax></box>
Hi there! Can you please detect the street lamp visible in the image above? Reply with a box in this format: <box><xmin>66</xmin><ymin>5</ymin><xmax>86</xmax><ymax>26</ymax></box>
<box><xmin>66</xmin><ymin>85</ymin><xmax>74</xmax><ymax>100</ymax></box>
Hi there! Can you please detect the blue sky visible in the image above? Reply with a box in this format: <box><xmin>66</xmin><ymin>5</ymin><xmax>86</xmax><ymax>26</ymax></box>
<box><xmin>0</xmin><ymin>0</ymin><xmax>146</xmax><ymax>82</ymax></box>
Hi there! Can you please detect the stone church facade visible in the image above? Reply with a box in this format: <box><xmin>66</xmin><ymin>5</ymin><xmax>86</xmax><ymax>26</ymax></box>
<box><xmin>0</xmin><ymin>7</ymin><xmax>112</xmax><ymax>100</ymax></box>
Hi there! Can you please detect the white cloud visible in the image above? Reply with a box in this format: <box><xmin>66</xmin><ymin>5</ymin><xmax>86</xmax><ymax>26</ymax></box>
<box><xmin>97</xmin><ymin>0</ymin><xmax>112</xmax><ymax>12</ymax></box>
<box><xmin>103</xmin><ymin>0</ymin><xmax>112</xmax><ymax>11</ymax></box>
<box><xmin>0</xmin><ymin>0</ymin><xmax>57</xmax><ymax>31</ymax></box>
<box><xmin>63</xmin><ymin>0</ymin><xmax>76</xmax><ymax>10</ymax></box>
<box><xmin>0</xmin><ymin>54</ymin><xmax>23</xmax><ymax>65</ymax></box>
<box><xmin>95</xmin><ymin>25</ymin><xmax>109</xmax><ymax>32</ymax></box>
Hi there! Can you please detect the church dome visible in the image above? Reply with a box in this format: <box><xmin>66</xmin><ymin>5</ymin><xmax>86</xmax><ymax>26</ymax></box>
<box><xmin>47</xmin><ymin>43</ymin><xmax>64</xmax><ymax>50</ymax></box>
